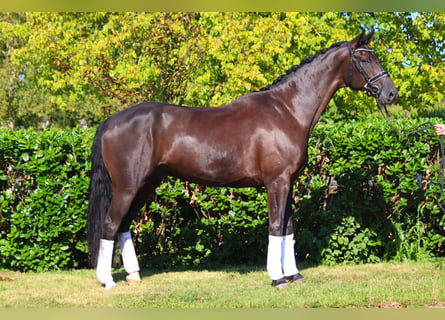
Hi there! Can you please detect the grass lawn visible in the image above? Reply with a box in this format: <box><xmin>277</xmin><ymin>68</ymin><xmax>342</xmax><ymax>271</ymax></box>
<box><xmin>0</xmin><ymin>260</ymin><xmax>444</xmax><ymax>308</ymax></box>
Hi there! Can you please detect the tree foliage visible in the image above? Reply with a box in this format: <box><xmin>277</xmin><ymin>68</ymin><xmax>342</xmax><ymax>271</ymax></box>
<box><xmin>0</xmin><ymin>12</ymin><xmax>444</xmax><ymax>128</ymax></box>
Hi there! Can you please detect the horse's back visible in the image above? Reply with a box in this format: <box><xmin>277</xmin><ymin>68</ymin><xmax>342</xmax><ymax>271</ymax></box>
<box><xmin>99</xmin><ymin>96</ymin><xmax>307</xmax><ymax>187</ymax></box>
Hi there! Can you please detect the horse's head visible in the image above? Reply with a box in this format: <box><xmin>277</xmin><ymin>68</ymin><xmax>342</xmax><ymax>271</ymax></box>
<box><xmin>345</xmin><ymin>31</ymin><xmax>398</xmax><ymax>105</ymax></box>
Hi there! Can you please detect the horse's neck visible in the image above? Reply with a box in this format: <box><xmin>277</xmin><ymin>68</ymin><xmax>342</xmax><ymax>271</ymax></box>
<box><xmin>272</xmin><ymin>48</ymin><xmax>346</xmax><ymax>133</ymax></box>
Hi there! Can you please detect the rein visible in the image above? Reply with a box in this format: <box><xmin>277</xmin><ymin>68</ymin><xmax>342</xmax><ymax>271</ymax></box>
<box><xmin>383</xmin><ymin>112</ymin><xmax>445</xmax><ymax>212</ymax></box>
<box><xmin>375</xmin><ymin>95</ymin><xmax>445</xmax><ymax>212</ymax></box>
<box><xmin>406</xmin><ymin>122</ymin><xmax>445</xmax><ymax>213</ymax></box>
<box><xmin>348</xmin><ymin>41</ymin><xmax>445</xmax><ymax>211</ymax></box>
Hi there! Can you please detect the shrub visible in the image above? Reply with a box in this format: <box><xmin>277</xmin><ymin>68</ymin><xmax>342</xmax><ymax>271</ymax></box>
<box><xmin>295</xmin><ymin>118</ymin><xmax>444</xmax><ymax>264</ymax></box>
<box><xmin>1</xmin><ymin>117</ymin><xmax>444</xmax><ymax>271</ymax></box>
<box><xmin>0</xmin><ymin>128</ymin><xmax>93</xmax><ymax>271</ymax></box>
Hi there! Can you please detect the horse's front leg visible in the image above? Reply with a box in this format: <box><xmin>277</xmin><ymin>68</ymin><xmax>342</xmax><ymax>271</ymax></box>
<box><xmin>266</xmin><ymin>178</ymin><xmax>305</xmax><ymax>288</ymax></box>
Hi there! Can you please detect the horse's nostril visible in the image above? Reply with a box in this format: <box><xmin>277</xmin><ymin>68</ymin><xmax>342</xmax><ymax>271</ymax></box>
<box><xmin>389</xmin><ymin>90</ymin><xmax>398</xmax><ymax>100</ymax></box>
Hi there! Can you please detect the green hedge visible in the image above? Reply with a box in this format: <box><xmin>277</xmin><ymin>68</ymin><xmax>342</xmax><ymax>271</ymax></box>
<box><xmin>1</xmin><ymin>118</ymin><xmax>444</xmax><ymax>271</ymax></box>
<box><xmin>0</xmin><ymin>128</ymin><xmax>93</xmax><ymax>271</ymax></box>
<box><xmin>300</xmin><ymin>119</ymin><xmax>444</xmax><ymax>265</ymax></box>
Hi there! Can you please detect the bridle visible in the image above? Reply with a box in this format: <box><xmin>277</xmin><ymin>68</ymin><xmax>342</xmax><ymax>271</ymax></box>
<box><xmin>347</xmin><ymin>41</ymin><xmax>394</xmax><ymax>123</ymax></box>
<box><xmin>347</xmin><ymin>42</ymin><xmax>445</xmax><ymax>212</ymax></box>
<box><xmin>348</xmin><ymin>41</ymin><xmax>389</xmax><ymax>100</ymax></box>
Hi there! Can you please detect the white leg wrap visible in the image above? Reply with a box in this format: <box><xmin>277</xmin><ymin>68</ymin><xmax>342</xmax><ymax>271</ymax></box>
<box><xmin>96</xmin><ymin>239</ymin><xmax>115</xmax><ymax>286</ymax></box>
<box><xmin>282</xmin><ymin>233</ymin><xmax>299</xmax><ymax>277</ymax></box>
<box><xmin>118</xmin><ymin>231</ymin><xmax>140</xmax><ymax>275</ymax></box>
<box><xmin>267</xmin><ymin>235</ymin><xmax>284</xmax><ymax>280</ymax></box>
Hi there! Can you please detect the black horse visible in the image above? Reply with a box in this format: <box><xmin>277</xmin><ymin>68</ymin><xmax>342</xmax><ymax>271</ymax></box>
<box><xmin>87</xmin><ymin>32</ymin><xmax>398</xmax><ymax>289</ymax></box>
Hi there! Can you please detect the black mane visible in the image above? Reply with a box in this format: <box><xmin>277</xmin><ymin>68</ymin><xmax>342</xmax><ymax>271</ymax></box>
<box><xmin>260</xmin><ymin>41</ymin><xmax>348</xmax><ymax>91</ymax></box>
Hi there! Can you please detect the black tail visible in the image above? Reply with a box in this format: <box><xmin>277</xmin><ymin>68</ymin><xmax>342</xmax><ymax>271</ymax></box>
<box><xmin>87</xmin><ymin>121</ymin><xmax>113</xmax><ymax>267</ymax></box>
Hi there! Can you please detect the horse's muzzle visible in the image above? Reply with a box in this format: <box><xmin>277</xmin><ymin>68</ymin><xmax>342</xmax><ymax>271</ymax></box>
<box><xmin>378</xmin><ymin>85</ymin><xmax>398</xmax><ymax>105</ymax></box>
<box><xmin>375</xmin><ymin>77</ymin><xmax>398</xmax><ymax>105</ymax></box>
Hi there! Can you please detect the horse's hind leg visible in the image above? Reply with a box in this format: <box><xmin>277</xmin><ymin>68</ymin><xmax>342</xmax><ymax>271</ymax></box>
<box><xmin>116</xmin><ymin>197</ymin><xmax>143</xmax><ymax>284</ymax></box>
<box><xmin>118</xmin><ymin>231</ymin><xmax>141</xmax><ymax>284</ymax></box>
<box><xmin>117</xmin><ymin>180</ymin><xmax>161</xmax><ymax>284</ymax></box>
<box><xmin>96</xmin><ymin>188</ymin><xmax>138</xmax><ymax>288</ymax></box>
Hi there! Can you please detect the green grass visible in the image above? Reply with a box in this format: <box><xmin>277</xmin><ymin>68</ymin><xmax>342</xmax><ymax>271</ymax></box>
<box><xmin>1</xmin><ymin>260</ymin><xmax>445</xmax><ymax>308</ymax></box>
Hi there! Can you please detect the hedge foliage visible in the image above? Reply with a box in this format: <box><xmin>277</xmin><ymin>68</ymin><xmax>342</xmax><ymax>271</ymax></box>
<box><xmin>1</xmin><ymin>117</ymin><xmax>444</xmax><ymax>271</ymax></box>
<box><xmin>0</xmin><ymin>128</ymin><xmax>93</xmax><ymax>271</ymax></box>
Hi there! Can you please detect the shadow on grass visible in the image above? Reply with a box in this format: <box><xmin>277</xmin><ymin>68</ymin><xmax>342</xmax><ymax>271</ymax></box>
<box><xmin>111</xmin><ymin>260</ymin><xmax>316</xmax><ymax>283</ymax></box>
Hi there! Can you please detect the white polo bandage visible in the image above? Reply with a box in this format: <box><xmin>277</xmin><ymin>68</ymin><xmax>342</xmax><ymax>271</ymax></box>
<box><xmin>118</xmin><ymin>231</ymin><xmax>140</xmax><ymax>275</ymax></box>
<box><xmin>267</xmin><ymin>235</ymin><xmax>284</xmax><ymax>280</ymax></box>
<box><xmin>267</xmin><ymin>234</ymin><xmax>299</xmax><ymax>280</ymax></box>
<box><xmin>282</xmin><ymin>233</ymin><xmax>299</xmax><ymax>277</ymax></box>
<box><xmin>96</xmin><ymin>239</ymin><xmax>115</xmax><ymax>285</ymax></box>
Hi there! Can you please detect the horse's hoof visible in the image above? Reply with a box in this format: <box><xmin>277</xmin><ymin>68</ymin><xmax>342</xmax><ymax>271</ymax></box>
<box><xmin>103</xmin><ymin>281</ymin><xmax>117</xmax><ymax>289</ymax></box>
<box><xmin>272</xmin><ymin>278</ymin><xmax>289</xmax><ymax>289</ymax></box>
<box><xmin>126</xmin><ymin>272</ymin><xmax>141</xmax><ymax>284</ymax></box>
<box><xmin>286</xmin><ymin>273</ymin><xmax>306</xmax><ymax>283</ymax></box>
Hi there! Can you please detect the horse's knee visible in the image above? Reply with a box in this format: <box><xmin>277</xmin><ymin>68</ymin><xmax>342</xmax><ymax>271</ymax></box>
<box><xmin>284</xmin><ymin>218</ymin><xmax>294</xmax><ymax>235</ymax></box>
<box><xmin>102</xmin><ymin>192</ymin><xmax>136</xmax><ymax>240</ymax></box>
<box><xmin>268</xmin><ymin>222</ymin><xmax>284</xmax><ymax>237</ymax></box>
<box><xmin>268</xmin><ymin>217</ymin><xmax>293</xmax><ymax>236</ymax></box>
<box><xmin>103</xmin><ymin>215</ymin><xmax>120</xmax><ymax>240</ymax></box>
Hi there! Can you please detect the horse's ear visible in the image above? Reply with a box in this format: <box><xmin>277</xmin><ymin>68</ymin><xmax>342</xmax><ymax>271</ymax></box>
<box><xmin>361</xmin><ymin>31</ymin><xmax>375</xmax><ymax>46</ymax></box>
<box><xmin>351</xmin><ymin>31</ymin><xmax>375</xmax><ymax>49</ymax></box>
